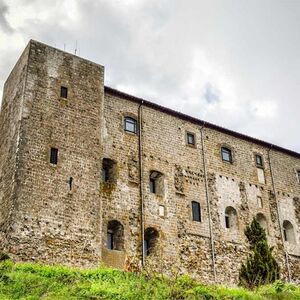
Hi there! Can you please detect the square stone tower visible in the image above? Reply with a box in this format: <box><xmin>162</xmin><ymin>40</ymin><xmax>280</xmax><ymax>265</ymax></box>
<box><xmin>0</xmin><ymin>40</ymin><xmax>105</xmax><ymax>266</ymax></box>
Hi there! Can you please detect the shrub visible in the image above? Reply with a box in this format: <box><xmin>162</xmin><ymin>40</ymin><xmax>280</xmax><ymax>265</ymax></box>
<box><xmin>239</xmin><ymin>218</ymin><xmax>280</xmax><ymax>289</ymax></box>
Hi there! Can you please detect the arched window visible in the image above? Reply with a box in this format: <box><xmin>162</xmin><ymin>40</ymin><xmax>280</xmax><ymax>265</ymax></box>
<box><xmin>124</xmin><ymin>117</ymin><xmax>137</xmax><ymax>134</ymax></box>
<box><xmin>221</xmin><ymin>147</ymin><xmax>232</xmax><ymax>163</ymax></box>
<box><xmin>107</xmin><ymin>220</ymin><xmax>124</xmax><ymax>251</ymax></box>
<box><xmin>144</xmin><ymin>227</ymin><xmax>159</xmax><ymax>256</ymax></box>
<box><xmin>283</xmin><ymin>220</ymin><xmax>296</xmax><ymax>244</ymax></box>
<box><xmin>192</xmin><ymin>201</ymin><xmax>201</xmax><ymax>222</ymax></box>
<box><xmin>149</xmin><ymin>171</ymin><xmax>164</xmax><ymax>195</ymax></box>
<box><xmin>225</xmin><ymin>206</ymin><xmax>237</xmax><ymax>229</ymax></box>
<box><xmin>256</xmin><ymin>213</ymin><xmax>268</xmax><ymax>233</ymax></box>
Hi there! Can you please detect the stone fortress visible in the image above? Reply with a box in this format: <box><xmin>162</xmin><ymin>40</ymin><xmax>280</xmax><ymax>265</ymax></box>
<box><xmin>0</xmin><ymin>40</ymin><xmax>300</xmax><ymax>284</ymax></box>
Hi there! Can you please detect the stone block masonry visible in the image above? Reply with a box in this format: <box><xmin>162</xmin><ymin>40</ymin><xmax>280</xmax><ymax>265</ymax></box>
<box><xmin>0</xmin><ymin>40</ymin><xmax>300</xmax><ymax>284</ymax></box>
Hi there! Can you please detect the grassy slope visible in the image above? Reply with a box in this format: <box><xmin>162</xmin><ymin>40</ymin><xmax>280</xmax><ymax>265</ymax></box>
<box><xmin>0</xmin><ymin>261</ymin><xmax>299</xmax><ymax>299</ymax></box>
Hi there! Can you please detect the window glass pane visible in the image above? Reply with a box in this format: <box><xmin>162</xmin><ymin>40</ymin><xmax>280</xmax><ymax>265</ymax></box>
<box><xmin>107</xmin><ymin>232</ymin><xmax>113</xmax><ymax>250</ymax></box>
<box><xmin>125</xmin><ymin>117</ymin><xmax>137</xmax><ymax>133</ymax></box>
<box><xmin>221</xmin><ymin>148</ymin><xmax>231</xmax><ymax>162</ymax></box>
<box><xmin>50</xmin><ymin>148</ymin><xmax>58</xmax><ymax>165</ymax></box>
<box><xmin>187</xmin><ymin>133</ymin><xmax>195</xmax><ymax>145</ymax></box>
<box><xmin>256</xmin><ymin>155</ymin><xmax>263</xmax><ymax>167</ymax></box>
<box><xmin>60</xmin><ymin>86</ymin><xmax>68</xmax><ymax>98</ymax></box>
<box><xmin>192</xmin><ymin>201</ymin><xmax>201</xmax><ymax>222</ymax></box>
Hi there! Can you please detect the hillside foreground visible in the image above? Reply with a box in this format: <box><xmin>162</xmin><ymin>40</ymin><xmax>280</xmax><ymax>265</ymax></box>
<box><xmin>0</xmin><ymin>260</ymin><xmax>299</xmax><ymax>299</ymax></box>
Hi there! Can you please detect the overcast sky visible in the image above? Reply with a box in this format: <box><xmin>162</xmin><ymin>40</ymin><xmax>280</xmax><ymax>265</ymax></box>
<box><xmin>1</xmin><ymin>0</ymin><xmax>300</xmax><ymax>152</ymax></box>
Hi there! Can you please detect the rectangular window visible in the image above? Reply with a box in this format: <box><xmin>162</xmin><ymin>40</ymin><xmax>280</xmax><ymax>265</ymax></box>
<box><xmin>255</xmin><ymin>154</ymin><xmax>263</xmax><ymax>168</ymax></box>
<box><xmin>50</xmin><ymin>148</ymin><xmax>58</xmax><ymax>165</ymax></box>
<box><xmin>192</xmin><ymin>201</ymin><xmax>201</xmax><ymax>222</ymax></box>
<box><xmin>257</xmin><ymin>196</ymin><xmax>263</xmax><ymax>208</ymax></box>
<box><xmin>102</xmin><ymin>158</ymin><xmax>116</xmax><ymax>183</ymax></box>
<box><xmin>297</xmin><ymin>170</ymin><xmax>300</xmax><ymax>183</ymax></box>
<box><xmin>221</xmin><ymin>147</ymin><xmax>232</xmax><ymax>163</ymax></box>
<box><xmin>107</xmin><ymin>231</ymin><xmax>113</xmax><ymax>250</ymax></box>
<box><xmin>60</xmin><ymin>86</ymin><xmax>68</xmax><ymax>98</ymax></box>
<box><xmin>187</xmin><ymin>132</ymin><xmax>195</xmax><ymax>145</ymax></box>
<box><xmin>124</xmin><ymin>117</ymin><xmax>137</xmax><ymax>134</ymax></box>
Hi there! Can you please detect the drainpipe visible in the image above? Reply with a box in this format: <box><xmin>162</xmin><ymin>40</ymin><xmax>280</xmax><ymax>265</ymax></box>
<box><xmin>138</xmin><ymin>101</ymin><xmax>145</xmax><ymax>266</ymax></box>
<box><xmin>267</xmin><ymin>146</ymin><xmax>291</xmax><ymax>282</ymax></box>
<box><xmin>200</xmin><ymin>123</ymin><xmax>217</xmax><ymax>281</ymax></box>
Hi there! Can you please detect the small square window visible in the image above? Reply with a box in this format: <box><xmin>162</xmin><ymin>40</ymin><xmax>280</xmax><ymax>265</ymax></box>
<box><xmin>124</xmin><ymin>117</ymin><xmax>137</xmax><ymax>134</ymax></box>
<box><xmin>257</xmin><ymin>196</ymin><xmax>263</xmax><ymax>208</ymax></box>
<box><xmin>221</xmin><ymin>147</ymin><xmax>232</xmax><ymax>163</ymax></box>
<box><xmin>50</xmin><ymin>148</ymin><xmax>58</xmax><ymax>165</ymax></box>
<box><xmin>187</xmin><ymin>132</ymin><xmax>195</xmax><ymax>146</ymax></box>
<box><xmin>60</xmin><ymin>86</ymin><xmax>68</xmax><ymax>98</ymax></box>
<box><xmin>255</xmin><ymin>154</ymin><xmax>263</xmax><ymax>168</ymax></box>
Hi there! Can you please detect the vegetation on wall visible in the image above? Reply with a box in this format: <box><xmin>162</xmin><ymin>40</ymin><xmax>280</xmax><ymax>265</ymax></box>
<box><xmin>239</xmin><ymin>218</ymin><xmax>280</xmax><ymax>289</ymax></box>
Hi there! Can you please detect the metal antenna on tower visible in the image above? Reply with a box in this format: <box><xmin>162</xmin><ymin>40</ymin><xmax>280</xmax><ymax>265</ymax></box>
<box><xmin>75</xmin><ymin>40</ymin><xmax>78</xmax><ymax>55</ymax></box>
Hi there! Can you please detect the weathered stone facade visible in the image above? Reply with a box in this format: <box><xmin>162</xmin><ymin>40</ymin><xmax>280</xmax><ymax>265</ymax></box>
<box><xmin>1</xmin><ymin>40</ymin><xmax>300</xmax><ymax>284</ymax></box>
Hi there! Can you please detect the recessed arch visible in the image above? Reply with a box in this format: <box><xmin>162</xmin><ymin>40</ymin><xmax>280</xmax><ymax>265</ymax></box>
<box><xmin>225</xmin><ymin>206</ymin><xmax>238</xmax><ymax>229</ymax></box>
<box><xmin>107</xmin><ymin>220</ymin><xmax>124</xmax><ymax>251</ymax></box>
<box><xmin>144</xmin><ymin>227</ymin><xmax>159</xmax><ymax>256</ymax></box>
<box><xmin>283</xmin><ymin>220</ymin><xmax>296</xmax><ymax>244</ymax></box>
<box><xmin>256</xmin><ymin>213</ymin><xmax>268</xmax><ymax>233</ymax></box>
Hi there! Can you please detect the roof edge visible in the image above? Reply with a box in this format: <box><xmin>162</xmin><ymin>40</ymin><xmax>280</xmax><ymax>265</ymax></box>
<box><xmin>104</xmin><ymin>86</ymin><xmax>300</xmax><ymax>159</ymax></box>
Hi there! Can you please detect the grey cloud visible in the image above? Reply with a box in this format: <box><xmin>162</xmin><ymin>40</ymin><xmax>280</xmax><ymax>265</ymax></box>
<box><xmin>1</xmin><ymin>0</ymin><xmax>300</xmax><ymax>152</ymax></box>
<box><xmin>0</xmin><ymin>0</ymin><xmax>13</xmax><ymax>33</ymax></box>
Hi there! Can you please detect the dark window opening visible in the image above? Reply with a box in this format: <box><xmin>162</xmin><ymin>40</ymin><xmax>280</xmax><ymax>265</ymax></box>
<box><xmin>150</xmin><ymin>178</ymin><xmax>156</xmax><ymax>193</ymax></box>
<box><xmin>60</xmin><ymin>86</ymin><xmax>68</xmax><ymax>98</ymax></box>
<box><xmin>107</xmin><ymin>231</ymin><xmax>114</xmax><ymax>250</ymax></box>
<box><xmin>221</xmin><ymin>147</ymin><xmax>232</xmax><ymax>163</ymax></box>
<box><xmin>107</xmin><ymin>220</ymin><xmax>124</xmax><ymax>250</ymax></box>
<box><xmin>187</xmin><ymin>132</ymin><xmax>195</xmax><ymax>145</ymax></box>
<box><xmin>144</xmin><ymin>227</ymin><xmax>159</xmax><ymax>256</ymax></box>
<box><xmin>255</xmin><ymin>154</ymin><xmax>263</xmax><ymax>168</ymax></box>
<box><xmin>124</xmin><ymin>117</ymin><xmax>137</xmax><ymax>134</ymax></box>
<box><xmin>192</xmin><ymin>201</ymin><xmax>201</xmax><ymax>222</ymax></box>
<box><xmin>102</xmin><ymin>158</ymin><xmax>117</xmax><ymax>183</ymax></box>
<box><xmin>225</xmin><ymin>215</ymin><xmax>230</xmax><ymax>229</ymax></box>
<box><xmin>69</xmin><ymin>177</ymin><xmax>73</xmax><ymax>191</ymax></box>
<box><xmin>149</xmin><ymin>171</ymin><xmax>164</xmax><ymax>195</ymax></box>
<box><xmin>50</xmin><ymin>148</ymin><xmax>58</xmax><ymax>165</ymax></box>
<box><xmin>297</xmin><ymin>170</ymin><xmax>300</xmax><ymax>183</ymax></box>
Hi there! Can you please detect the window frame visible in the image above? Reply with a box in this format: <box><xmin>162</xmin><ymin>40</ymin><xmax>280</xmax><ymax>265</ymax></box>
<box><xmin>191</xmin><ymin>201</ymin><xmax>201</xmax><ymax>222</ymax></box>
<box><xmin>60</xmin><ymin>86</ymin><xmax>68</xmax><ymax>99</ymax></box>
<box><xmin>186</xmin><ymin>132</ymin><xmax>196</xmax><ymax>146</ymax></box>
<box><xmin>255</xmin><ymin>154</ymin><xmax>264</xmax><ymax>168</ymax></box>
<box><xmin>50</xmin><ymin>148</ymin><xmax>58</xmax><ymax>165</ymax></box>
<box><xmin>124</xmin><ymin>117</ymin><xmax>137</xmax><ymax>134</ymax></box>
<box><xmin>221</xmin><ymin>147</ymin><xmax>233</xmax><ymax>163</ymax></box>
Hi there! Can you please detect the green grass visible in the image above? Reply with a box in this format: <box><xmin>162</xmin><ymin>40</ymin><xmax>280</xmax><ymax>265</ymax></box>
<box><xmin>0</xmin><ymin>260</ymin><xmax>299</xmax><ymax>299</ymax></box>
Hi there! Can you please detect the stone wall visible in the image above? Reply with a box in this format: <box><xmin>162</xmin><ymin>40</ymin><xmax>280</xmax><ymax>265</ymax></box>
<box><xmin>1</xmin><ymin>40</ymin><xmax>104</xmax><ymax>266</ymax></box>
<box><xmin>0</xmin><ymin>40</ymin><xmax>300</xmax><ymax>284</ymax></box>
<box><xmin>0</xmin><ymin>43</ymin><xmax>30</xmax><ymax>248</ymax></box>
